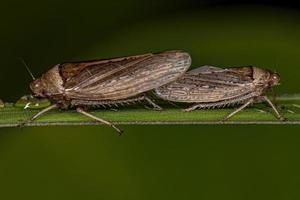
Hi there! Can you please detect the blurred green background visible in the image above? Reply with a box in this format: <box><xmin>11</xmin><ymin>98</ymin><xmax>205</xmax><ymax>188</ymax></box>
<box><xmin>1</xmin><ymin>0</ymin><xmax>300</xmax><ymax>199</ymax></box>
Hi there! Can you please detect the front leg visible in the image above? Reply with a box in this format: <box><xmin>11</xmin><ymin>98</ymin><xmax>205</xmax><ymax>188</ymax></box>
<box><xmin>261</xmin><ymin>96</ymin><xmax>286</xmax><ymax>121</ymax></box>
<box><xmin>19</xmin><ymin>104</ymin><xmax>58</xmax><ymax>127</ymax></box>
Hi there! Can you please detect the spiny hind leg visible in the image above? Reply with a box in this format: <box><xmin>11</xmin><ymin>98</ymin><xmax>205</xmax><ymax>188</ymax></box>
<box><xmin>223</xmin><ymin>99</ymin><xmax>254</xmax><ymax>121</ymax></box>
<box><xmin>19</xmin><ymin>104</ymin><xmax>58</xmax><ymax>127</ymax></box>
<box><xmin>76</xmin><ymin>107</ymin><xmax>123</xmax><ymax>135</ymax></box>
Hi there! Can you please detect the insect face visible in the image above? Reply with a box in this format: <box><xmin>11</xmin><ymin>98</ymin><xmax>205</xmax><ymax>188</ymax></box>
<box><xmin>30</xmin><ymin>79</ymin><xmax>46</xmax><ymax>97</ymax></box>
<box><xmin>30</xmin><ymin>65</ymin><xmax>64</xmax><ymax>98</ymax></box>
<box><xmin>268</xmin><ymin>72</ymin><xmax>280</xmax><ymax>87</ymax></box>
<box><xmin>252</xmin><ymin>67</ymin><xmax>280</xmax><ymax>89</ymax></box>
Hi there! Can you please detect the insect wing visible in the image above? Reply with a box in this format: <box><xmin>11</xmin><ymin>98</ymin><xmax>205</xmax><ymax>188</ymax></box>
<box><xmin>61</xmin><ymin>53</ymin><xmax>152</xmax><ymax>87</ymax></box>
<box><xmin>155</xmin><ymin>66</ymin><xmax>256</xmax><ymax>103</ymax></box>
<box><xmin>62</xmin><ymin>51</ymin><xmax>191</xmax><ymax>101</ymax></box>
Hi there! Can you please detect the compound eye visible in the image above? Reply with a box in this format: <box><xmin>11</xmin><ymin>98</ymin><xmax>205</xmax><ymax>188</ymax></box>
<box><xmin>273</xmin><ymin>74</ymin><xmax>280</xmax><ymax>80</ymax></box>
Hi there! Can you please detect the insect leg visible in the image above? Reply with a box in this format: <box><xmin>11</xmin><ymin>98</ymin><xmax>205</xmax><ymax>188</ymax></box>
<box><xmin>144</xmin><ymin>96</ymin><xmax>163</xmax><ymax>111</ymax></box>
<box><xmin>76</xmin><ymin>107</ymin><xmax>123</xmax><ymax>135</ymax></box>
<box><xmin>183</xmin><ymin>104</ymin><xmax>201</xmax><ymax>112</ymax></box>
<box><xmin>20</xmin><ymin>104</ymin><xmax>58</xmax><ymax>126</ymax></box>
<box><xmin>262</xmin><ymin>96</ymin><xmax>286</xmax><ymax>121</ymax></box>
<box><xmin>223</xmin><ymin>99</ymin><xmax>253</xmax><ymax>121</ymax></box>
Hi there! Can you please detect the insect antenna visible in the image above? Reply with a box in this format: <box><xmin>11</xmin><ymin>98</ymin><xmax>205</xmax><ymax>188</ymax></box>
<box><xmin>19</xmin><ymin>58</ymin><xmax>36</xmax><ymax>80</ymax></box>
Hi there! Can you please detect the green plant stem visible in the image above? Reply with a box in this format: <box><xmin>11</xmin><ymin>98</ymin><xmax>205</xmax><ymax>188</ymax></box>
<box><xmin>1</xmin><ymin>94</ymin><xmax>300</xmax><ymax>127</ymax></box>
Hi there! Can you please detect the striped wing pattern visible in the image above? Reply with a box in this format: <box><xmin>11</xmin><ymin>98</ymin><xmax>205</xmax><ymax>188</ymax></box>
<box><xmin>155</xmin><ymin>66</ymin><xmax>256</xmax><ymax>103</ymax></box>
<box><xmin>61</xmin><ymin>51</ymin><xmax>191</xmax><ymax>101</ymax></box>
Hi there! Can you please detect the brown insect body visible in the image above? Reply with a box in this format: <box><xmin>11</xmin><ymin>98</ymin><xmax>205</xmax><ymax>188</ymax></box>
<box><xmin>25</xmin><ymin>51</ymin><xmax>192</xmax><ymax>133</ymax></box>
<box><xmin>155</xmin><ymin>66</ymin><xmax>284</xmax><ymax>120</ymax></box>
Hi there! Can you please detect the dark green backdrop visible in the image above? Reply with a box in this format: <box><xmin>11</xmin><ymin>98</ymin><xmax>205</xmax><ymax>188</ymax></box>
<box><xmin>1</xmin><ymin>0</ymin><xmax>300</xmax><ymax>199</ymax></box>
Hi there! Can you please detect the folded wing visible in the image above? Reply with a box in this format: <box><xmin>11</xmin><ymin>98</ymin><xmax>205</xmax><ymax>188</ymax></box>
<box><xmin>61</xmin><ymin>51</ymin><xmax>191</xmax><ymax>100</ymax></box>
<box><xmin>155</xmin><ymin>66</ymin><xmax>256</xmax><ymax>103</ymax></box>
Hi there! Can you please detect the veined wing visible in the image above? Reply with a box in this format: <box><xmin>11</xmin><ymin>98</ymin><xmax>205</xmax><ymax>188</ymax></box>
<box><xmin>155</xmin><ymin>66</ymin><xmax>256</xmax><ymax>103</ymax></box>
<box><xmin>62</xmin><ymin>51</ymin><xmax>191</xmax><ymax>100</ymax></box>
<box><xmin>60</xmin><ymin>53</ymin><xmax>153</xmax><ymax>88</ymax></box>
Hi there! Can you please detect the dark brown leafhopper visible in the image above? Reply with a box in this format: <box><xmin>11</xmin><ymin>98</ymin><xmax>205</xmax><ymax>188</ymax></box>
<box><xmin>22</xmin><ymin>51</ymin><xmax>191</xmax><ymax>134</ymax></box>
<box><xmin>155</xmin><ymin>66</ymin><xmax>285</xmax><ymax>121</ymax></box>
